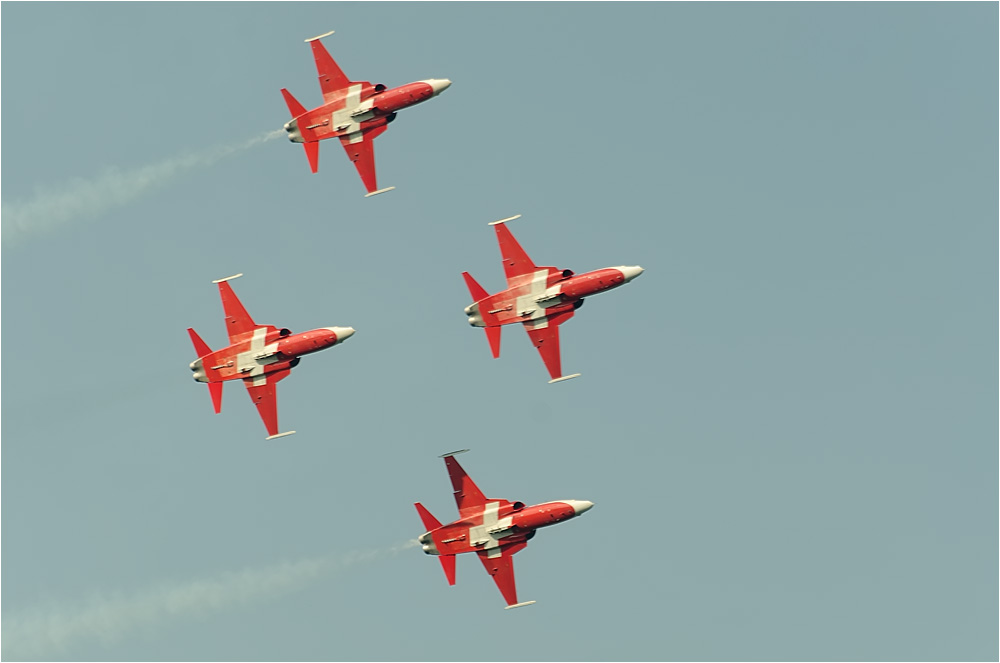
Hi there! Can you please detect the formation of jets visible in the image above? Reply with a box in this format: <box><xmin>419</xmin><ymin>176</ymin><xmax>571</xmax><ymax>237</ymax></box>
<box><xmin>184</xmin><ymin>31</ymin><xmax>645</xmax><ymax>609</ymax></box>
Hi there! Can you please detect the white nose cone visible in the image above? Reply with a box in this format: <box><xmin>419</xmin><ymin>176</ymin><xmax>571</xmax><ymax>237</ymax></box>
<box><xmin>423</xmin><ymin>78</ymin><xmax>452</xmax><ymax>95</ymax></box>
<box><xmin>617</xmin><ymin>265</ymin><xmax>645</xmax><ymax>282</ymax></box>
<box><xmin>326</xmin><ymin>326</ymin><xmax>355</xmax><ymax>342</ymax></box>
<box><xmin>564</xmin><ymin>500</ymin><xmax>594</xmax><ymax>515</ymax></box>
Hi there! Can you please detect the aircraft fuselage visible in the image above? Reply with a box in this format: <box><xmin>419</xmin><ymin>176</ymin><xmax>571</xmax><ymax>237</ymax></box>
<box><xmin>465</xmin><ymin>266</ymin><xmax>644</xmax><ymax>328</ymax></box>
<box><xmin>284</xmin><ymin>79</ymin><xmax>451</xmax><ymax>144</ymax></box>
<box><xmin>190</xmin><ymin>326</ymin><xmax>354</xmax><ymax>383</ymax></box>
<box><xmin>418</xmin><ymin>499</ymin><xmax>593</xmax><ymax>558</ymax></box>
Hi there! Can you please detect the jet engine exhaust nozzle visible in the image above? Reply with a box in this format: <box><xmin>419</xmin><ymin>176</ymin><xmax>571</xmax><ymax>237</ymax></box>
<box><xmin>284</xmin><ymin>119</ymin><xmax>303</xmax><ymax>143</ymax></box>
<box><xmin>418</xmin><ymin>531</ymin><xmax>438</xmax><ymax>555</ymax></box>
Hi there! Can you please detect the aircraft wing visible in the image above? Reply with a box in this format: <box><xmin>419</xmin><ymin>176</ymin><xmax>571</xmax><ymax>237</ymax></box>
<box><xmin>216</xmin><ymin>280</ymin><xmax>259</xmax><ymax>344</ymax></box>
<box><xmin>340</xmin><ymin>124</ymin><xmax>389</xmax><ymax>195</ymax></box>
<box><xmin>309</xmin><ymin>36</ymin><xmax>354</xmax><ymax>104</ymax></box>
<box><xmin>493</xmin><ymin>221</ymin><xmax>541</xmax><ymax>285</ymax></box>
<box><xmin>444</xmin><ymin>453</ymin><xmax>489</xmax><ymax>517</ymax></box>
<box><xmin>243</xmin><ymin>369</ymin><xmax>293</xmax><ymax>439</ymax></box>
<box><xmin>477</xmin><ymin>541</ymin><xmax>529</xmax><ymax>608</ymax></box>
<box><xmin>523</xmin><ymin>310</ymin><xmax>577</xmax><ymax>382</ymax></box>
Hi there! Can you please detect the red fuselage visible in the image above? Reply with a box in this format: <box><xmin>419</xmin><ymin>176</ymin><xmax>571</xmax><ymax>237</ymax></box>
<box><xmin>190</xmin><ymin>326</ymin><xmax>354</xmax><ymax>384</ymax></box>
<box><xmin>465</xmin><ymin>266</ymin><xmax>644</xmax><ymax>328</ymax></box>
<box><xmin>419</xmin><ymin>500</ymin><xmax>592</xmax><ymax>557</ymax></box>
<box><xmin>284</xmin><ymin>80</ymin><xmax>449</xmax><ymax>145</ymax></box>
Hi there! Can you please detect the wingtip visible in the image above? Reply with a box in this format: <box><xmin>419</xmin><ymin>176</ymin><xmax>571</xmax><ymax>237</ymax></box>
<box><xmin>504</xmin><ymin>600</ymin><xmax>537</xmax><ymax>610</ymax></box>
<box><xmin>265</xmin><ymin>431</ymin><xmax>297</xmax><ymax>440</ymax></box>
<box><xmin>212</xmin><ymin>273</ymin><xmax>243</xmax><ymax>284</ymax></box>
<box><xmin>364</xmin><ymin>186</ymin><xmax>396</xmax><ymax>198</ymax></box>
<box><xmin>439</xmin><ymin>449</ymin><xmax>470</xmax><ymax>458</ymax></box>
<box><xmin>305</xmin><ymin>30</ymin><xmax>335</xmax><ymax>42</ymax></box>
<box><xmin>548</xmin><ymin>373</ymin><xmax>582</xmax><ymax>384</ymax></box>
<box><xmin>488</xmin><ymin>214</ymin><xmax>521</xmax><ymax>226</ymax></box>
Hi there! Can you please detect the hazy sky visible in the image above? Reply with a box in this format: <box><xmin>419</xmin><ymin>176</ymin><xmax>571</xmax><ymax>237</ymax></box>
<box><xmin>2</xmin><ymin>2</ymin><xmax>996</xmax><ymax>661</ymax></box>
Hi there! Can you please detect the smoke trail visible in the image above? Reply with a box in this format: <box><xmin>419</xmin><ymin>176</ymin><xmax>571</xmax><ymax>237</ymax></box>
<box><xmin>1</xmin><ymin>129</ymin><xmax>285</xmax><ymax>246</ymax></box>
<box><xmin>1</xmin><ymin>539</ymin><xmax>419</xmax><ymax>659</ymax></box>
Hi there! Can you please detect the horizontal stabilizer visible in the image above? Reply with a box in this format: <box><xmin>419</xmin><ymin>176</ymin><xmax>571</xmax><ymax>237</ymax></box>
<box><xmin>207</xmin><ymin>382</ymin><xmax>223</xmax><ymax>414</ymax></box>
<box><xmin>187</xmin><ymin>327</ymin><xmax>213</xmax><ymax>358</ymax></box>
<box><xmin>485</xmin><ymin>326</ymin><xmax>501</xmax><ymax>359</ymax></box>
<box><xmin>303</xmin><ymin>141</ymin><xmax>320</xmax><ymax>173</ymax></box>
<box><xmin>280</xmin><ymin>88</ymin><xmax>307</xmax><ymax>118</ymax></box>
<box><xmin>504</xmin><ymin>600</ymin><xmax>537</xmax><ymax>610</ymax></box>
<box><xmin>462</xmin><ymin>272</ymin><xmax>490</xmax><ymax>303</ymax></box>
<box><xmin>439</xmin><ymin>554</ymin><xmax>457</xmax><ymax>586</ymax></box>
<box><xmin>414</xmin><ymin>502</ymin><xmax>443</xmax><ymax>532</ymax></box>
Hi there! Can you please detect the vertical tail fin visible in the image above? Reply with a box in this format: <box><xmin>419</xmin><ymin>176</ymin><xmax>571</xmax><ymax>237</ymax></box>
<box><xmin>462</xmin><ymin>272</ymin><xmax>501</xmax><ymax>358</ymax></box>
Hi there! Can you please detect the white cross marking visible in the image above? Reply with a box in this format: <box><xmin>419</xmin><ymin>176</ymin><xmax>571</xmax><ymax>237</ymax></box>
<box><xmin>332</xmin><ymin>84</ymin><xmax>366</xmax><ymax>143</ymax></box>
<box><xmin>469</xmin><ymin>502</ymin><xmax>514</xmax><ymax>558</ymax></box>
<box><xmin>515</xmin><ymin>270</ymin><xmax>552</xmax><ymax>326</ymax></box>
<box><xmin>236</xmin><ymin>330</ymin><xmax>280</xmax><ymax>386</ymax></box>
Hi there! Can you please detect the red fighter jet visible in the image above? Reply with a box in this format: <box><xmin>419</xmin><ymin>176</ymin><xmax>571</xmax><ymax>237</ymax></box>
<box><xmin>280</xmin><ymin>31</ymin><xmax>451</xmax><ymax>197</ymax></box>
<box><xmin>186</xmin><ymin>274</ymin><xmax>355</xmax><ymax>440</ymax></box>
<box><xmin>462</xmin><ymin>215</ymin><xmax>644</xmax><ymax>383</ymax></box>
<box><xmin>415</xmin><ymin>450</ymin><xmax>594</xmax><ymax>609</ymax></box>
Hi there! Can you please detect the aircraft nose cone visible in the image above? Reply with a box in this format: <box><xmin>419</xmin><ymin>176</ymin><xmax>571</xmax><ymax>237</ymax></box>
<box><xmin>620</xmin><ymin>265</ymin><xmax>645</xmax><ymax>282</ymax></box>
<box><xmin>427</xmin><ymin>78</ymin><xmax>452</xmax><ymax>95</ymax></box>
<box><xmin>325</xmin><ymin>326</ymin><xmax>355</xmax><ymax>342</ymax></box>
<box><xmin>566</xmin><ymin>500</ymin><xmax>594</xmax><ymax>515</ymax></box>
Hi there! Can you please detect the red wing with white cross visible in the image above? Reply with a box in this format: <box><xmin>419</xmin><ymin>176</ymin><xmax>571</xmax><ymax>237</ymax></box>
<box><xmin>279</xmin><ymin>31</ymin><xmax>451</xmax><ymax>196</ymax></box>
<box><xmin>414</xmin><ymin>451</ymin><xmax>594</xmax><ymax>609</ymax></box>
<box><xmin>186</xmin><ymin>274</ymin><xmax>356</xmax><ymax>440</ymax></box>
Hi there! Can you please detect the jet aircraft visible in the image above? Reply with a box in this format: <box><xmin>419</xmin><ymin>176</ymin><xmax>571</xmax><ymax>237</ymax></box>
<box><xmin>415</xmin><ymin>450</ymin><xmax>594</xmax><ymax>609</ymax></box>
<box><xmin>280</xmin><ymin>31</ymin><xmax>451</xmax><ymax>196</ymax></box>
<box><xmin>462</xmin><ymin>215</ymin><xmax>644</xmax><ymax>383</ymax></box>
<box><xmin>187</xmin><ymin>274</ymin><xmax>355</xmax><ymax>439</ymax></box>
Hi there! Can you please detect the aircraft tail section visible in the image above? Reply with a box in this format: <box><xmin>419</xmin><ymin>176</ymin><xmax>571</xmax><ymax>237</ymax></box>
<box><xmin>303</xmin><ymin>141</ymin><xmax>320</xmax><ymax>173</ymax></box>
<box><xmin>415</xmin><ymin>502</ymin><xmax>456</xmax><ymax>584</ymax></box>
<box><xmin>484</xmin><ymin>326</ymin><xmax>501</xmax><ymax>359</ymax></box>
<box><xmin>280</xmin><ymin>88</ymin><xmax>307</xmax><ymax>118</ymax></box>
<box><xmin>187</xmin><ymin>328</ymin><xmax>223</xmax><ymax>414</ymax></box>
<box><xmin>438</xmin><ymin>554</ymin><xmax>456</xmax><ymax>586</ymax></box>
<box><xmin>414</xmin><ymin>502</ymin><xmax>443</xmax><ymax>531</ymax></box>
<box><xmin>462</xmin><ymin>271</ymin><xmax>490</xmax><ymax>303</ymax></box>
<box><xmin>187</xmin><ymin>327</ymin><xmax>212</xmax><ymax>358</ymax></box>
<box><xmin>206</xmin><ymin>382</ymin><xmax>223</xmax><ymax>414</ymax></box>
<box><xmin>462</xmin><ymin>272</ymin><xmax>501</xmax><ymax>357</ymax></box>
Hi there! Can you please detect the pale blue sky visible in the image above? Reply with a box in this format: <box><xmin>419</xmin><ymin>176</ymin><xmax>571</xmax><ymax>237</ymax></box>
<box><xmin>2</xmin><ymin>2</ymin><xmax>997</xmax><ymax>661</ymax></box>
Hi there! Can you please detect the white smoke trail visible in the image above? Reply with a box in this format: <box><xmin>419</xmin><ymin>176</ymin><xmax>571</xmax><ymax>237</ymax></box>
<box><xmin>1</xmin><ymin>129</ymin><xmax>285</xmax><ymax>246</ymax></box>
<box><xmin>1</xmin><ymin>539</ymin><xmax>419</xmax><ymax>659</ymax></box>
